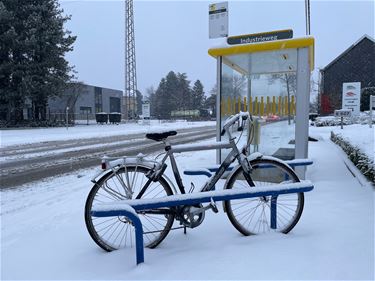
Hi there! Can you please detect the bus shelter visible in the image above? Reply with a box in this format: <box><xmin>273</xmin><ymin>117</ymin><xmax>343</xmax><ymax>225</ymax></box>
<box><xmin>208</xmin><ymin>37</ymin><xmax>315</xmax><ymax>178</ymax></box>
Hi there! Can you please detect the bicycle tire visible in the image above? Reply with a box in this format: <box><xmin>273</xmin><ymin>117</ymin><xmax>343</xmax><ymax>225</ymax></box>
<box><xmin>85</xmin><ymin>165</ymin><xmax>175</xmax><ymax>252</ymax></box>
<box><xmin>224</xmin><ymin>158</ymin><xmax>304</xmax><ymax>235</ymax></box>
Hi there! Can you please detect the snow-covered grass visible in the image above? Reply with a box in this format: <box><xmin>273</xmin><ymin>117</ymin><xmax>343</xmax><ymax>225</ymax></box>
<box><xmin>0</xmin><ymin>120</ymin><xmax>215</xmax><ymax>148</ymax></box>
<box><xmin>1</xmin><ymin>126</ymin><xmax>374</xmax><ymax>280</ymax></box>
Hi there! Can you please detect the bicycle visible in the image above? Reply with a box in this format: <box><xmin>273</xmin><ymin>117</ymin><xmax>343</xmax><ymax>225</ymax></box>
<box><xmin>85</xmin><ymin>112</ymin><xmax>304</xmax><ymax>252</ymax></box>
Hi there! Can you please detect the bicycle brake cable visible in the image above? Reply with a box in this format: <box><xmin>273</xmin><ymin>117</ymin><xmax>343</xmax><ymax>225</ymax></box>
<box><xmin>155</xmin><ymin>151</ymin><xmax>167</xmax><ymax>160</ymax></box>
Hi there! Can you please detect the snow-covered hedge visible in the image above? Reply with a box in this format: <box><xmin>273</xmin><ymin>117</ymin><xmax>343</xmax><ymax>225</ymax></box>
<box><xmin>331</xmin><ymin>131</ymin><xmax>375</xmax><ymax>183</ymax></box>
<box><xmin>313</xmin><ymin>112</ymin><xmax>375</xmax><ymax>127</ymax></box>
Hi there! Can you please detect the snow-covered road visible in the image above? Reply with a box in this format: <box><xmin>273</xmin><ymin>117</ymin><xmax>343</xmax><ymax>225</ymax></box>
<box><xmin>1</xmin><ymin>125</ymin><xmax>215</xmax><ymax>187</ymax></box>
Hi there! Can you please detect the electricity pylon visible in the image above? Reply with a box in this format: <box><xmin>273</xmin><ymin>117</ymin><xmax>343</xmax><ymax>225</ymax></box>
<box><xmin>124</xmin><ymin>0</ymin><xmax>137</xmax><ymax>119</ymax></box>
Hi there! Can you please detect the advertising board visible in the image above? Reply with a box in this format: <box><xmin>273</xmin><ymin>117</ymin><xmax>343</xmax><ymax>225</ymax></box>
<box><xmin>342</xmin><ymin>82</ymin><xmax>361</xmax><ymax>116</ymax></box>
<box><xmin>142</xmin><ymin>102</ymin><xmax>150</xmax><ymax>119</ymax></box>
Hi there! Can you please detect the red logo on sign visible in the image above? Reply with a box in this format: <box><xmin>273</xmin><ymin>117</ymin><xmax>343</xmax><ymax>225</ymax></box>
<box><xmin>345</xmin><ymin>92</ymin><xmax>356</xmax><ymax>97</ymax></box>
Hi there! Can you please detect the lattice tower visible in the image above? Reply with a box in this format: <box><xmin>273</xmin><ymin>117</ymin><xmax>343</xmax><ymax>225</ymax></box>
<box><xmin>124</xmin><ymin>0</ymin><xmax>137</xmax><ymax>119</ymax></box>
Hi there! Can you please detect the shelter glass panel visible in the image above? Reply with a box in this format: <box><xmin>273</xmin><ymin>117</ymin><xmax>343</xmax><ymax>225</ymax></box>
<box><xmin>220</xmin><ymin>63</ymin><xmax>249</xmax><ymax>160</ymax></box>
<box><xmin>249</xmin><ymin>73</ymin><xmax>296</xmax><ymax>160</ymax></box>
<box><xmin>219</xmin><ymin>50</ymin><xmax>298</xmax><ymax>161</ymax></box>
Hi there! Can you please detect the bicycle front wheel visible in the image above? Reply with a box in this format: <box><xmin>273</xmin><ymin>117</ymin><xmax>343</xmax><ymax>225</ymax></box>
<box><xmin>85</xmin><ymin>165</ymin><xmax>175</xmax><ymax>252</ymax></box>
<box><xmin>224</xmin><ymin>158</ymin><xmax>304</xmax><ymax>235</ymax></box>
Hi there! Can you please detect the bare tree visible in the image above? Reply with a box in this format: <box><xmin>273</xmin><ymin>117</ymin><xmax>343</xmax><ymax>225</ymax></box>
<box><xmin>268</xmin><ymin>73</ymin><xmax>296</xmax><ymax>124</ymax></box>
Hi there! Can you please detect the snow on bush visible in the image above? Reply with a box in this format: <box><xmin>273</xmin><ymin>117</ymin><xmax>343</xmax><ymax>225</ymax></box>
<box><xmin>313</xmin><ymin>112</ymin><xmax>375</xmax><ymax>127</ymax></box>
<box><xmin>331</xmin><ymin>131</ymin><xmax>374</xmax><ymax>183</ymax></box>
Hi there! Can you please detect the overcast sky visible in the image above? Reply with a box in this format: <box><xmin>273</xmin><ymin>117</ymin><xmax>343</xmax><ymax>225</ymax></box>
<box><xmin>59</xmin><ymin>0</ymin><xmax>374</xmax><ymax>96</ymax></box>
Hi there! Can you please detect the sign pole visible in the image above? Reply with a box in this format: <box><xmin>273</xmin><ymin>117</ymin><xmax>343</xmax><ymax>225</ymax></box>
<box><xmin>370</xmin><ymin>95</ymin><xmax>374</xmax><ymax>128</ymax></box>
<box><xmin>334</xmin><ymin>109</ymin><xmax>351</xmax><ymax>129</ymax></box>
<box><xmin>66</xmin><ymin>107</ymin><xmax>69</xmax><ymax>130</ymax></box>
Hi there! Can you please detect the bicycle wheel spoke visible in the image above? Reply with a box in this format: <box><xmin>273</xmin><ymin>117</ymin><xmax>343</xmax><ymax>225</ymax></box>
<box><xmin>85</xmin><ymin>166</ymin><xmax>175</xmax><ymax>251</ymax></box>
<box><xmin>144</xmin><ymin>214</ymin><xmax>168</xmax><ymax>223</ymax></box>
<box><xmin>224</xmin><ymin>159</ymin><xmax>304</xmax><ymax>235</ymax></box>
<box><xmin>246</xmin><ymin>204</ymin><xmax>262</xmax><ymax>230</ymax></box>
<box><xmin>93</xmin><ymin>217</ymin><xmax>118</xmax><ymax>227</ymax></box>
<box><xmin>231</xmin><ymin>198</ymin><xmax>258</xmax><ymax>206</ymax></box>
<box><xmin>114</xmin><ymin>222</ymin><xmax>127</xmax><ymax>248</ymax></box>
<box><xmin>107</xmin><ymin>220</ymin><xmax>123</xmax><ymax>241</ymax></box>
<box><xmin>95</xmin><ymin>218</ymin><xmax>118</xmax><ymax>233</ymax></box>
<box><xmin>235</xmin><ymin>202</ymin><xmax>261</xmax><ymax>221</ymax></box>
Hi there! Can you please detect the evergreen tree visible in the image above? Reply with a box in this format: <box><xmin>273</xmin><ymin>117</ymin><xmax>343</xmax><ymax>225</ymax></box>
<box><xmin>204</xmin><ymin>84</ymin><xmax>217</xmax><ymax>117</ymax></box>
<box><xmin>0</xmin><ymin>0</ymin><xmax>76</xmax><ymax>123</ymax></box>
<box><xmin>154</xmin><ymin>78</ymin><xmax>168</xmax><ymax>119</ymax></box>
<box><xmin>153</xmin><ymin>71</ymin><xmax>180</xmax><ymax>119</ymax></box>
<box><xmin>165</xmin><ymin>71</ymin><xmax>179</xmax><ymax>114</ymax></box>
<box><xmin>191</xmin><ymin>80</ymin><xmax>205</xmax><ymax>110</ymax></box>
<box><xmin>176</xmin><ymin>72</ymin><xmax>191</xmax><ymax>110</ymax></box>
<box><xmin>360</xmin><ymin>87</ymin><xmax>375</xmax><ymax>111</ymax></box>
<box><xmin>151</xmin><ymin>72</ymin><xmax>208</xmax><ymax>119</ymax></box>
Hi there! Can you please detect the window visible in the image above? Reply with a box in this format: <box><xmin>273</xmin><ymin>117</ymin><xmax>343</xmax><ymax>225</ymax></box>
<box><xmin>109</xmin><ymin>97</ymin><xmax>121</xmax><ymax>113</ymax></box>
<box><xmin>95</xmin><ymin>87</ymin><xmax>103</xmax><ymax>112</ymax></box>
<box><xmin>80</xmin><ymin>106</ymin><xmax>92</xmax><ymax>114</ymax></box>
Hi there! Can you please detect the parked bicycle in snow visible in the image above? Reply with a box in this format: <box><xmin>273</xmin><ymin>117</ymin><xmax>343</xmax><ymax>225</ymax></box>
<box><xmin>85</xmin><ymin>112</ymin><xmax>312</xmax><ymax>252</ymax></box>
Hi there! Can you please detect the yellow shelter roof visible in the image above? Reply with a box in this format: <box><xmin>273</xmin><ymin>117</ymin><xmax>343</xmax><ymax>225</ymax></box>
<box><xmin>208</xmin><ymin>37</ymin><xmax>315</xmax><ymax>71</ymax></box>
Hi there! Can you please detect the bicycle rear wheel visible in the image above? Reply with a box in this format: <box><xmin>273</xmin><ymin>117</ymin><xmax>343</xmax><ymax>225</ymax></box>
<box><xmin>85</xmin><ymin>165</ymin><xmax>175</xmax><ymax>251</ymax></box>
<box><xmin>224</xmin><ymin>158</ymin><xmax>304</xmax><ymax>235</ymax></box>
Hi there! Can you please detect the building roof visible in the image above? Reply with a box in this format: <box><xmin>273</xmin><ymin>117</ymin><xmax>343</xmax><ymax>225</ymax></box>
<box><xmin>68</xmin><ymin>82</ymin><xmax>124</xmax><ymax>93</ymax></box>
<box><xmin>321</xmin><ymin>34</ymin><xmax>375</xmax><ymax>72</ymax></box>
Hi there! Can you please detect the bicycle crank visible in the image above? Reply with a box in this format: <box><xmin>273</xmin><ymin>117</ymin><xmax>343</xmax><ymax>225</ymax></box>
<box><xmin>178</xmin><ymin>199</ymin><xmax>219</xmax><ymax>228</ymax></box>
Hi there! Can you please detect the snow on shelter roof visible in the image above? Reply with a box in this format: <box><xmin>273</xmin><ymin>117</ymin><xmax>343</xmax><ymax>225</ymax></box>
<box><xmin>208</xmin><ymin>37</ymin><xmax>315</xmax><ymax>71</ymax></box>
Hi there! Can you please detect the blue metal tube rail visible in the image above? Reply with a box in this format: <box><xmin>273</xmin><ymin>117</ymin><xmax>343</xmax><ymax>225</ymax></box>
<box><xmin>184</xmin><ymin>159</ymin><xmax>313</xmax><ymax>177</ymax></box>
<box><xmin>91</xmin><ymin>180</ymin><xmax>313</xmax><ymax>265</ymax></box>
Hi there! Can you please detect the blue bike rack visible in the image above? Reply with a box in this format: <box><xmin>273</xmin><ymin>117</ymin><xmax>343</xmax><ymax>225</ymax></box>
<box><xmin>91</xmin><ymin>180</ymin><xmax>314</xmax><ymax>265</ymax></box>
<box><xmin>183</xmin><ymin>158</ymin><xmax>313</xmax><ymax>177</ymax></box>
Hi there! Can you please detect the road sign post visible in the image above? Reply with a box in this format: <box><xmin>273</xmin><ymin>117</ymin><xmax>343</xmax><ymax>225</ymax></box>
<box><xmin>370</xmin><ymin>95</ymin><xmax>375</xmax><ymax>128</ymax></box>
<box><xmin>334</xmin><ymin>109</ymin><xmax>352</xmax><ymax>129</ymax></box>
<box><xmin>66</xmin><ymin>107</ymin><xmax>69</xmax><ymax>130</ymax></box>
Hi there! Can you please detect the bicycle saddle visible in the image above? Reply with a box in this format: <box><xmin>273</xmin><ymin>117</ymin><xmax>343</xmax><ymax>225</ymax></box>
<box><xmin>145</xmin><ymin>131</ymin><xmax>177</xmax><ymax>142</ymax></box>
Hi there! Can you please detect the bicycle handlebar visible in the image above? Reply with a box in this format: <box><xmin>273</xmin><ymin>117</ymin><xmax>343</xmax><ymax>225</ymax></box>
<box><xmin>220</xmin><ymin>112</ymin><xmax>252</xmax><ymax>136</ymax></box>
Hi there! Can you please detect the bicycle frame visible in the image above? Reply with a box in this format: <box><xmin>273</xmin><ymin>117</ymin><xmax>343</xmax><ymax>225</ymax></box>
<box><xmin>135</xmin><ymin>126</ymin><xmax>253</xmax><ymax>200</ymax></box>
<box><xmin>95</xmin><ymin>112</ymin><xmax>254</xmax><ymax>202</ymax></box>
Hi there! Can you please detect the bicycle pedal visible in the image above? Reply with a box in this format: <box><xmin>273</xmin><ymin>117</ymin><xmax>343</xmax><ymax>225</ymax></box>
<box><xmin>209</xmin><ymin>198</ymin><xmax>219</xmax><ymax>213</ymax></box>
<box><xmin>189</xmin><ymin>182</ymin><xmax>195</xmax><ymax>193</ymax></box>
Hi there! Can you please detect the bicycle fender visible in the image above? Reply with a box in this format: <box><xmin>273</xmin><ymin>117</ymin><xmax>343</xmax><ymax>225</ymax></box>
<box><xmin>90</xmin><ymin>160</ymin><xmax>178</xmax><ymax>195</ymax></box>
<box><xmin>91</xmin><ymin>157</ymin><xmax>159</xmax><ymax>183</ymax></box>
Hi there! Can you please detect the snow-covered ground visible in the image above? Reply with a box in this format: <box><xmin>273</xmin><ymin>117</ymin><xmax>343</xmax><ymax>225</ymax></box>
<box><xmin>0</xmin><ymin>120</ymin><xmax>215</xmax><ymax>148</ymax></box>
<box><xmin>1</xmin><ymin>124</ymin><xmax>374</xmax><ymax>280</ymax></box>
<box><xmin>331</xmin><ymin>124</ymin><xmax>374</xmax><ymax>162</ymax></box>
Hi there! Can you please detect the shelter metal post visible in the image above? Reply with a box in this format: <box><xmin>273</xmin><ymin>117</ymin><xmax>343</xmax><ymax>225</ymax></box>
<box><xmin>216</xmin><ymin>56</ymin><xmax>222</xmax><ymax>164</ymax></box>
<box><xmin>295</xmin><ymin>47</ymin><xmax>310</xmax><ymax>179</ymax></box>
